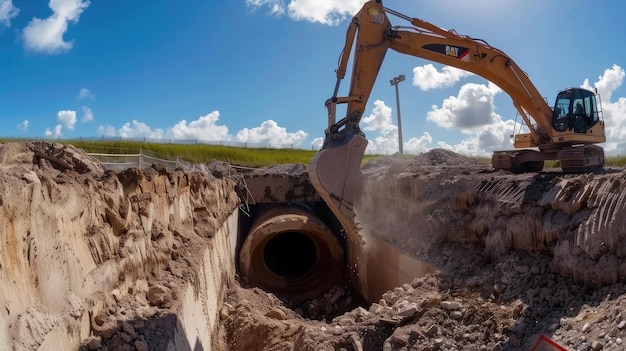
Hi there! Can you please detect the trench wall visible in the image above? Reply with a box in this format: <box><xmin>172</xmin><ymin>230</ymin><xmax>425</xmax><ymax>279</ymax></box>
<box><xmin>0</xmin><ymin>149</ymin><xmax>240</xmax><ymax>351</ymax></box>
<box><xmin>356</xmin><ymin>168</ymin><xmax>626</xmax><ymax>287</ymax></box>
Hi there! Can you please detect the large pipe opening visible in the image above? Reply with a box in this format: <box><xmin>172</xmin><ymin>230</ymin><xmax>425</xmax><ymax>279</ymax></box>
<box><xmin>239</xmin><ymin>203</ymin><xmax>345</xmax><ymax>300</ymax></box>
<box><xmin>263</xmin><ymin>231</ymin><xmax>317</xmax><ymax>278</ymax></box>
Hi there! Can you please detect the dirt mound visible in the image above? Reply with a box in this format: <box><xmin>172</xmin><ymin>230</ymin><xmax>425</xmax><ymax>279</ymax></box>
<box><xmin>0</xmin><ymin>141</ymin><xmax>107</xmax><ymax>175</ymax></box>
<box><xmin>362</xmin><ymin>148</ymin><xmax>489</xmax><ymax>180</ymax></box>
<box><xmin>409</xmin><ymin>148</ymin><xmax>485</xmax><ymax>167</ymax></box>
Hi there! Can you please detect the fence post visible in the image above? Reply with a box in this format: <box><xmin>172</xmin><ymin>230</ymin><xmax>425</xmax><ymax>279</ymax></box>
<box><xmin>139</xmin><ymin>149</ymin><xmax>143</xmax><ymax>169</ymax></box>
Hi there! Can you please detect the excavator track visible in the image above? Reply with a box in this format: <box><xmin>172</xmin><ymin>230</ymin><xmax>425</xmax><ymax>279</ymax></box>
<box><xmin>492</xmin><ymin>150</ymin><xmax>545</xmax><ymax>174</ymax></box>
<box><xmin>559</xmin><ymin>145</ymin><xmax>605</xmax><ymax>173</ymax></box>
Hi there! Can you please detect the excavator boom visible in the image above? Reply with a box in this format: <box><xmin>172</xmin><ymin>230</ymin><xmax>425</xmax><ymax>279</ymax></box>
<box><xmin>309</xmin><ymin>0</ymin><xmax>606</xmax><ymax>243</ymax></box>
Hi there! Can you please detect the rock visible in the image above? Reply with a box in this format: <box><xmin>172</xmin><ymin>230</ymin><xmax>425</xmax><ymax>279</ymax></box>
<box><xmin>348</xmin><ymin>333</ymin><xmax>364</xmax><ymax>351</ymax></box>
<box><xmin>398</xmin><ymin>304</ymin><xmax>418</xmax><ymax>317</ymax></box>
<box><xmin>134</xmin><ymin>339</ymin><xmax>149</xmax><ymax>351</ymax></box>
<box><xmin>329</xmin><ymin>289</ymin><xmax>343</xmax><ymax>304</ymax></box>
<box><xmin>582</xmin><ymin>323</ymin><xmax>590</xmax><ymax>332</ymax></box>
<box><xmin>451</xmin><ymin>311</ymin><xmax>463</xmax><ymax>320</ymax></box>
<box><xmin>493</xmin><ymin>284</ymin><xmax>505</xmax><ymax>295</ymax></box>
<box><xmin>591</xmin><ymin>340</ymin><xmax>604</xmax><ymax>350</ymax></box>
<box><xmin>146</xmin><ymin>285</ymin><xmax>172</xmax><ymax>307</ymax></box>
<box><xmin>22</xmin><ymin>172</ymin><xmax>40</xmax><ymax>184</ymax></box>
<box><xmin>265</xmin><ymin>308</ymin><xmax>287</xmax><ymax>320</ymax></box>
<box><xmin>122</xmin><ymin>322</ymin><xmax>136</xmax><ymax>338</ymax></box>
<box><xmin>382</xmin><ymin>291</ymin><xmax>399</xmax><ymax>305</ymax></box>
<box><xmin>618</xmin><ymin>320</ymin><xmax>626</xmax><ymax>329</ymax></box>
<box><xmin>101</xmin><ymin>328</ymin><xmax>117</xmax><ymax>339</ymax></box>
<box><xmin>531</xmin><ymin>265</ymin><xmax>541</xmax><ymax>274</ymax></box>
<box><xmin>425</xmin><ymin>324</ymin><xmax>438</xmax><ymax>337</ymax></box>
<box><xmin>440</xmin><ymin>301</ymin><xmax>461</xmax><ymax>311</ymax></box>
<box><xmin>220</xmin><ymin>306</ymin><xmax>230</xmax><ymax>321</ymax></box>
<box><xmin>508</xmin><ymin>334</ymin><xmax>521</xmax><ymax>347</ymax></box>
<box><xmin>121</xmin><ymin>332</ymin><xmax>133</xmax><ymax>342</ymax></box>
<box><xmin>88</xmin><ymin>338</ymin><xmax>102</xmax><ymax>350</ymax></box>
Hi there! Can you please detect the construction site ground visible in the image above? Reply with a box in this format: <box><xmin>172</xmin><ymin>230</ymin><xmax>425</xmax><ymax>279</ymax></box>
<box><xmin>1</xmin><ymin>142</ymin><xmax>626</xmax><ymax>351</ymax></box>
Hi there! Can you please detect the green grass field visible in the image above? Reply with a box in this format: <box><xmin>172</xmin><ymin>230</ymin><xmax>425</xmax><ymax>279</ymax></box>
<box><xmin>2</xmin><ymin>139</ymin><xmax>624</xmax><ymax>168</ymax></box>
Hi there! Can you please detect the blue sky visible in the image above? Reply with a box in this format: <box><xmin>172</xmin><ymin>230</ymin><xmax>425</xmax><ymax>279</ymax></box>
<box><xmin>1</xmin><ymin>0</ymin><xmax>625</xmax><ymax>155</ymax></box>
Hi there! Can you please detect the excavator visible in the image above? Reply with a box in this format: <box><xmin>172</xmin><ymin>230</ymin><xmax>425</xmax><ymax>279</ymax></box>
<box><xmin>308</xmin><ymin>0</ymin><xmax>606</xmax><ymax>241</ymax></box>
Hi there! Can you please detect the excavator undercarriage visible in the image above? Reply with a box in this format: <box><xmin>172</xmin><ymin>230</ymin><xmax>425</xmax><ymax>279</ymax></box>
<box><xmin>492</xmin><ymin>145</ymin><xmax>605</xmax><ymax>174</ymax></box>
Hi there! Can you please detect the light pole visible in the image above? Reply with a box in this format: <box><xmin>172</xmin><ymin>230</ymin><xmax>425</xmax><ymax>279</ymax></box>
<box><xmin>390</xmin><ymin>74</ymin><xmax>405</xmax><ymax>154</ymax></box>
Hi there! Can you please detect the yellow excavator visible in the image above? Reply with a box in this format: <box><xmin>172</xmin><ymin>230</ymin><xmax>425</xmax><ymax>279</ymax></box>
<box><xmin>309</xmin><ymin>0</ymin><xmax>606</xmax><ymax>236</ymax></box>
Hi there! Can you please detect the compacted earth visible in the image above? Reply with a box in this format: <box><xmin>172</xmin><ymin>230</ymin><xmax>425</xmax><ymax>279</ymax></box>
<box><xmin>1</xmin><ymin>142</ymin><xmax>625</xmax><ymax>351</ymax></box>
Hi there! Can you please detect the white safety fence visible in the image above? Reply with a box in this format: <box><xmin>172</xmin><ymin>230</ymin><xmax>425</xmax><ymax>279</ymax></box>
<box><xmin>88</xmin><ymin>149</ymin><xmax>199</xmax><ymax>173</ymax></box>
<box><xmin>88</xmin><ymin>149</ymin><xmax>255</xmax><ymax>176</ymax></box>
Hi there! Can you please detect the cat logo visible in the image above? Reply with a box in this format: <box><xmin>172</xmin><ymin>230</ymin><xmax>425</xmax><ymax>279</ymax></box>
<box><xmin>423</xmin><ymin>43</ymin><xmax>470</xmax><ymax>62</ymax></box>
<box><xmin>446</xmin><ymin>45</ymin><xmax>459</xmax><ymax>57</ymax></box>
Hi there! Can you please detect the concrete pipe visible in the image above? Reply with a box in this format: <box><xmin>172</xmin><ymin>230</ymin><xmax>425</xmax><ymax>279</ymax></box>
<box><xmin>239</xmin><ymin>203</ymin><xmax>344</xmax><ymax>300</ymax></box>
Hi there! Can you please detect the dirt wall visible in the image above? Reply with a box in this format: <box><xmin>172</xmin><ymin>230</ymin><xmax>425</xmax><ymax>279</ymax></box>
<box><xmin>0</xmin><ymin>142</ymin><xmax>239</xmax><ymax>351</ymax></box>
<box><xmin>356</xmin><ymin>150</ymin><xmax>626</xmax><ymax>287</ymax></box>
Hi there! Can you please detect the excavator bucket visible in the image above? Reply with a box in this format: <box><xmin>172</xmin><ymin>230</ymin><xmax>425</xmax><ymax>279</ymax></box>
<box><xmin>309</xmin><ymin>135</ymin><xmax>368</xmax><ymax>223</ymax></box>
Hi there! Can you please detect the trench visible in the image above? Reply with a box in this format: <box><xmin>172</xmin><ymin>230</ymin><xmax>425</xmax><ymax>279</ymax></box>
<box><xmin>235</xmin><ymin>201</ymin><xmax>437</xmax><ymax>315</ymax></box>
<box><xmin>149</xmin><ymin>200</ymin><xmax>436</xmax><ymax>350</ymax></box>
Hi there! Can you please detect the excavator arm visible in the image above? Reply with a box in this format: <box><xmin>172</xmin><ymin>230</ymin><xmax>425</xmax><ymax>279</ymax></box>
<box><xmin>309</xmin><ymin>0</ymin><xmax>605</xmax><ymax>243</ymax></box>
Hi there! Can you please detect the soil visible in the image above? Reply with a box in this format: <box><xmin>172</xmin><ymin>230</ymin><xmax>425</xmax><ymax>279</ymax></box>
<box><xmin>1</xmin><ymin>142</ymin><xmax>626</xmax><ymax>351</ymax></box>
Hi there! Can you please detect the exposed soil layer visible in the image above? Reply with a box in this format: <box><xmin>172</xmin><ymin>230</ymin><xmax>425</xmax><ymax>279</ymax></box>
<box><xmin>220</xmin><ymin>150</ymin><xmax>626</xmax><ymax>351</ymax></box>
<box><xmin>1</xmin><ymin>143</ymin><xmax>626</xmax><ymax>351</ymax></box>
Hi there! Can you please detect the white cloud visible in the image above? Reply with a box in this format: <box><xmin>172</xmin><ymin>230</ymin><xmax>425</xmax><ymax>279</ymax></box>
<box><xmin>57</xmin><ymin>109</ymin><xmax>77</xmax><ymax>130</ymax></box>
<box><xmin>77</xmin><ymin>87</ymin><xmax>94</xmax><ymax>100</ymax></box>
<box><xmin>45</xmin><ymin>124</ymin><xmax>63</xmax><ymax>138</ymax></box>
<box><xmin>236</xmin><ymin>119</ymin><xmax>307</xmax><ymax>147</ymax></box>
<box><xmin>168</xmin><ymin>111</ymin><xmax>231</xmax><ymax>142</ymax></box>
<box><xmin>247</xmin><ymin>0</ymin><xmax>365</xmax><ymax>25</ymax></box>
<box><xmin>404</xmin><ymin>133</ymin><xmax>433</xmax><ymax>154</ymax></box>
<box><xmin>97</xmin><ymin>113</ymin><xmax>307</xmax><ymax>148</ymax></box>
<box><xmin>426</xmin><ymin>82</ymin><xmax>502</xmax><ymax>130</ymax></box>
<box><xmin>311</xmin><ymin>137</ymin><xmax>324</xmax><ymax>150</ymax></box>
<box><xmin>17</xmin><ymin>120</ymin><xmax>29</xmax><ymax>131</ymax></box>
<box><xmin>438</xmin><ymin>118</ymin><xmax>515</xmax><ymax>157</ymax></box>
<box><xmin>118</xmin><ymin>120</ymin><xmax>164</xmax><ymax>139</ymax></box>
<box><xmin>97</xmin><ymin>121</ymin><xmax>165</xmax><ymax>139</ymax></box>
<box><xmin>412</xmin><ymin>64</ymin><xmax>474</xmax><ymax>91</ymax></box>
<box><xmin>362</xmin><ymin>100</ymin><xmax>404</xmax><ymax>154</ymax></box>
<box><xmin>81</xmin><ymin>106</ymin><xmax>93</xmax><ymax>122</ymax></box>
<box><xmin>245</xmin><ymin>0</ymin><xmax>285</xmax><ymax>16</ymax></box>
<box><xmin>362</xmin><ymin>99</ymin><xmax>394</xmax><ymax>133</ymax></box>
<box><xmin>356</xmin><ymin>84</ymin><xmax>514</xmax><ymax>156</ymax></box>
<box><xmin>0</xmin><ymin>0</ymin><xmax>19</xmax><ymax>27</ymax></box>
<box><xmin>96</xmin><ymin>125</ymin><xmax>116</xmax><ymax>137</ymax></box>
<box><xmin>22</xmin><ymin>0</ymin><xmax>90</xmax><ymax>54</ymax></box>
<box><xmin>582</xmin><ymin>64</ymin><xmax>626</xmax><ymax>155</ymax></box>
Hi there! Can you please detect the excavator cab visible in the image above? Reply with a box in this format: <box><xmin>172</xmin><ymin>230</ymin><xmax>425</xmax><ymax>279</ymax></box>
<box><xmin>552</xmin><ymin>88</ymin><xmax>600</xmax><ymax>133</ymax></box>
